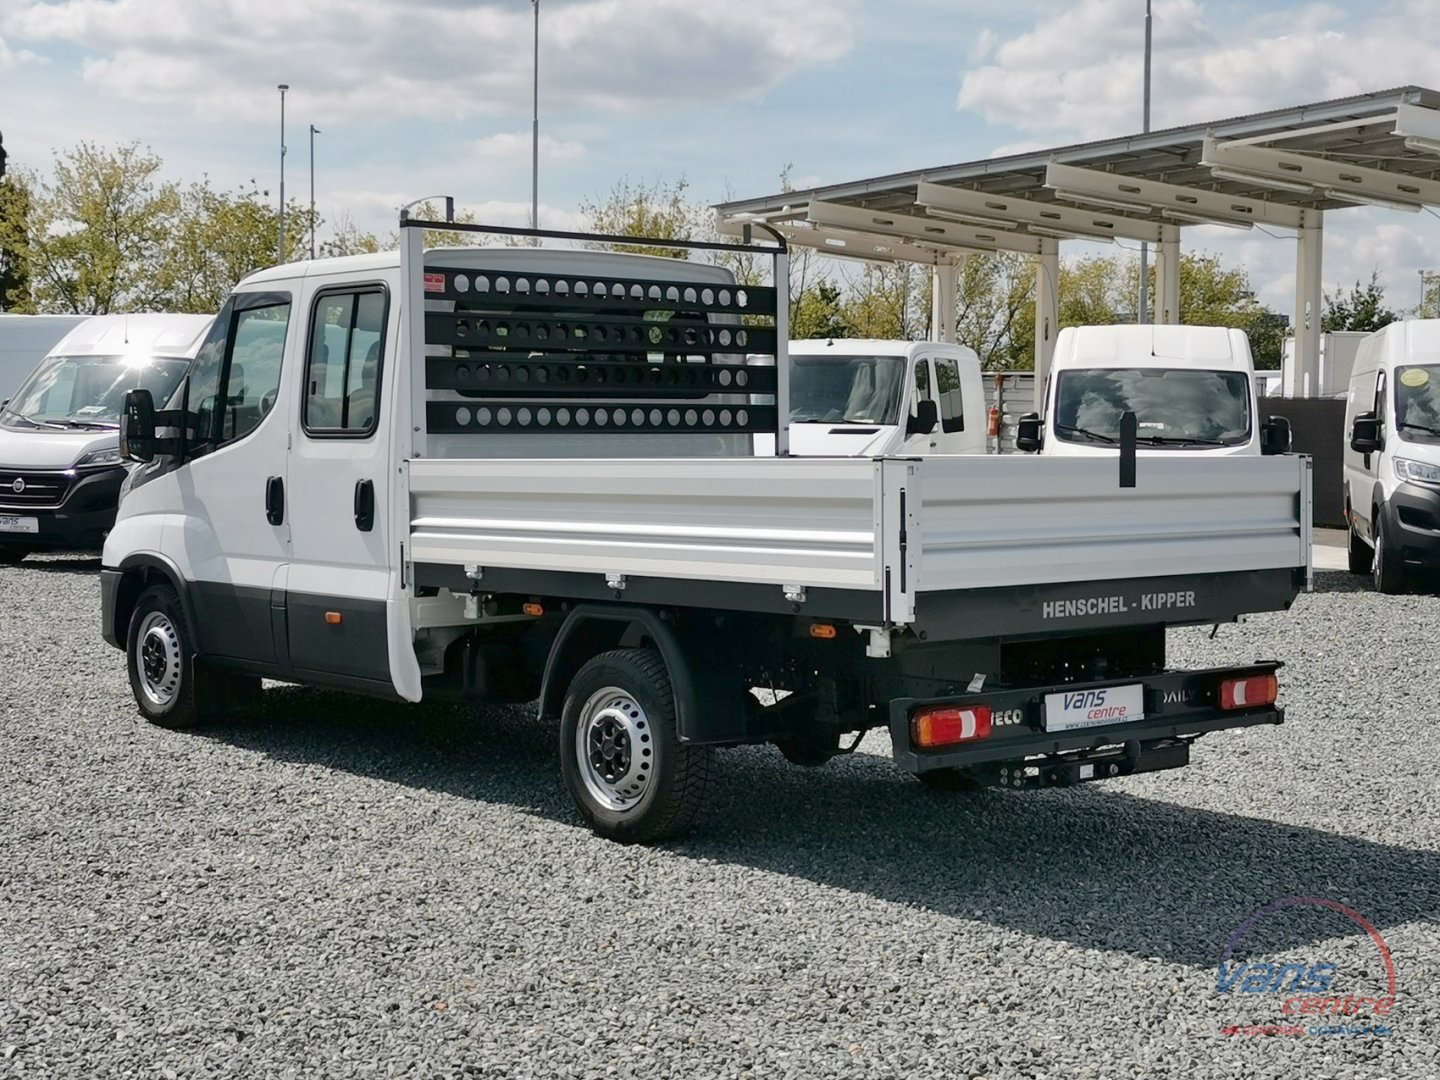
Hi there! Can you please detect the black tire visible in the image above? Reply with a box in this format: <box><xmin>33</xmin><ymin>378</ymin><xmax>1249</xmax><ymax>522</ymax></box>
<box><xmin>1347</xmin><ymin>513</ymin><xmax>1372</xmax><ymax>575</ymax></box>
<box><xmin>0</xmin><ymin>546</ymin><xmax>31</xmax><ymax>565</ymax></box>
<box><xmin>559</xmin><ymin>648</ymin><xmax>712</xmax><ymax>843</ymax></box>
<box><xmin>125</xmin><ymin>584</ymin><xmax>259</xmax><ymax>729</ymax></box>
<box><xmin>1373</xmin><ymin>512</ymin><xmax>1406</xmax><ymax>595</ymax></box>
<box><xmin>916</xmin><ymin>768</ymin><xmax>984</xmax><ymax>792</ymax></box>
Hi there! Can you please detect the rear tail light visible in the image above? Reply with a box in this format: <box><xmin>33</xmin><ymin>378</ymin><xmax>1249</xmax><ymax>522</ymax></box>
<box><xmin>1220</xmin><ymin>674</ymin><xmax>1278</xmax><ymax>710</ymax></box>
<box><xmin>911</xmin><ymin>705</ymin><xmax>992</xmax><ymax>748</ymax></box>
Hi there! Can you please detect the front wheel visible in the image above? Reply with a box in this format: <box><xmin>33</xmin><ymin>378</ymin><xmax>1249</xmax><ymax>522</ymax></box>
<box><xmin>559</xmin><ymin>648</ymin><xmax>712</xmax><ymax>843</ymax></box>
<box><xmin>0</xmin><ymin>546</ymin><xmax>31</xmax><ymax>565</ymax></box>
<box><xmin>1347</xmin><ymin>513</ymin><xmax>1372</xmax><ymax>575</ymax></box>
<box><xmin>1373</xmin><ymin>513</ymin><xmax>1407</xmax><ymax>594</ymax></box>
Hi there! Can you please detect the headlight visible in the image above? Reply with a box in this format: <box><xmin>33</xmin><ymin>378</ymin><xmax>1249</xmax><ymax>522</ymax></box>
<box><xmin>74</xmin><ymin>447</ymin><xmax>124</xmax><ymax>468</ymax></box>
<box><xmin>1393</xmin><ymin>457</ymin><xmax>1440</xmax><ymax>485</ymax></box>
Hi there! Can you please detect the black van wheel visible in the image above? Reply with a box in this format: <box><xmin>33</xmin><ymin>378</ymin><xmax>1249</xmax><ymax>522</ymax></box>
<box><xmin>1372</xmin><ymin>514</ymin><xmax>1406</xmax><ymax>595</ymax></box>
<box><xmin>560</xmin><ymin>648</ymin><xmax>711</xmax><ymax>843</ymax></box>
<box><xmin>0</xmin><ymin>547</ymin><xmax>30</xmax><ymax>565</ymax></box>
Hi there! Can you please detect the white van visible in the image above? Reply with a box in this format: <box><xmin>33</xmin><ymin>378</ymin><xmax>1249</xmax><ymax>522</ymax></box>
<box><xmin>1343</xmin><ymin>319</ymin><xmax>1440</xmax><ymax>592</ymax></box>
<box><xmin>0</xmin><ymin>314</ymin><xmax>212</xmax><ymax>562</ymax></box>
<box><xmin>757</xmin><ymin>339</ymin><xmax>986</xmax><ymax>456</ymax></box>
<box><xmin>1016</xmin><ymin>324</ymin><xmax>1289</xmax><ymax>458</ymax></box>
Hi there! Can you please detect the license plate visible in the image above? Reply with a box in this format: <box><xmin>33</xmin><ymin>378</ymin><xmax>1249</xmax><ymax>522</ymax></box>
<box><xmin>0</xmin><ymin>515</ymin><xmax>38</xmax><ymax>534</ymax></box>
<box><xmin>1044</xmin><ymin>683</ymin><xmax>1145</xmax><ymax>732</ymax></box>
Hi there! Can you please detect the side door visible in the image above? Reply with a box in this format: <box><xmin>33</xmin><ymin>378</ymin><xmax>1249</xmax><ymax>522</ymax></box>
<box><xmin>931</xmin><ymin>354</ymin><xmax>971</xmax><ymax>453</ymax></box>
<box><xmin>284</xmin><ymin>283</ymin><xmax>396</xmax><ymax>688</ymax></box>
<box><xmin>903</xmin><ymin>354</ymin><xmax>936</xmax><ymax>453</ymax></box>
<box><xmin>165</xmin><ymin>291</ymin><xmax>294</xmax><ymax>667</ymax></box>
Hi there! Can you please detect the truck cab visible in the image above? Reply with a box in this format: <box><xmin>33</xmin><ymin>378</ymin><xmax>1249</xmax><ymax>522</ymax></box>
<box><xmin>757</xmin><ymin>339</ymin><xmax>985</xmax><ymax>456</ymax></box>
<box><xmin>1017</xmin><ymin>324</ymin><xmax>1288</xmax><ymax>458</ymax></box>
<box><xmin>0</xmin><ymin>314</ymin><xmax>212</xmax><ymax>561</ymax></box>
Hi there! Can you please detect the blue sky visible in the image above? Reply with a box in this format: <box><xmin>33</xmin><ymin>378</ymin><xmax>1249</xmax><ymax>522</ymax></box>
<box><xmin>4</xmin><ymin>0</ymin><xmax>1440</xmax><ymax>317</ymax></box>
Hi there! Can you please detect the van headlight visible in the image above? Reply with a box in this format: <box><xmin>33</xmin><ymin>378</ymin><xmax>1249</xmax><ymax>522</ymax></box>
<box><xmin>1393</xmin><ymin>457</ymin><xmax>1440</xmax><ymax>485</ymax></box>
<box><xmin>74</xmin><ymin>448</ymin><xmax>124</xmax><ymax>469</ymax></box>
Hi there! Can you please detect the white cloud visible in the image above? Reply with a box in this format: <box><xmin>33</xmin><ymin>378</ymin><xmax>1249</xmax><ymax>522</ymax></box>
<box><xmin>470</xmin><ymin>132</ymin><xmax>585</xmax><ymax>166</ymax></box>
<box><xmin>2</xmin><ymin>0</ymin><xmax>858</xmax><ymax>122</ymax></box>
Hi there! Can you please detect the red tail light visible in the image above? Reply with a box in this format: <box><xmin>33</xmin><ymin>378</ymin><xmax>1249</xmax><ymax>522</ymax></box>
<box><xmin>1220</xmin><ymin>674</ymin><xmax>1278</xmax><ymax>710</ymax></box>
<box><xmin>911</xmin><ymin>705</ymin><xmax>992</xmax><ymax>748</ymax></box>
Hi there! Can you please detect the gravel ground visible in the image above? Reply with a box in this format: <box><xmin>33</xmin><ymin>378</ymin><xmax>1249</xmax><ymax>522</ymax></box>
<box><xmin>1</xmin><ymin>556</ymin><xmax>1437</xmax><ymax>1079</ymax></box>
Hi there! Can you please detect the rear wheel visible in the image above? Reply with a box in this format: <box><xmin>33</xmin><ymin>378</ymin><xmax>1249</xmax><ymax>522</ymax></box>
<box><xmin>559</xmin><ymin>648</ymin><xmax>711</xmax><ymax>843</ymax></box>
<box><xmin>1373</xmin><ymin>513</ymin><xmax>1406</xmax><ymax>594</ymax></box>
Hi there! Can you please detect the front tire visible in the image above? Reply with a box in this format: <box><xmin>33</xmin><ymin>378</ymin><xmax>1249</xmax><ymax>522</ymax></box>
<box><xmin>0</xmin><ymin>546</ymin><xmax>31</xmax><ymax>565</ymax></box>
<box><xmin>1373</xmin><ymin>513</ymin><xmax>1406</xmax><ymax>594</ymax></box>
<box><xmin>125</xmin><ymin>584</ymin><xmax>260</xmax><ymax>728</ymax></box>
<box><xmin>559</xmin><ymin>648</ymin><xmax>712</xmax><ymax>843</ymax></box>
<box><xmin>1347</xmin><ymin>512</ymin><xmax>1372</xmax><ymax>575</ymax></box>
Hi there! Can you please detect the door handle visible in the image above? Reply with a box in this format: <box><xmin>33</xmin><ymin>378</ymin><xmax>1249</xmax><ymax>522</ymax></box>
<box><xmin>354</xmin><ymin>478</ymin><xmax>375</xmax><ymax>532</ymax></box>
<box><xmin>265</xmin><ymin>475</ymin><xmax>285</xmax><ymax>526</ymax></box>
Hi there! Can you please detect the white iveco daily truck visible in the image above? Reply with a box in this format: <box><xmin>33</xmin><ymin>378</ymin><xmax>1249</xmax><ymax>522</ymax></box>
<box><xmin>101</xmin><ymin>219</ymin><xmax>1311</xmax><ymax>842</ymax></box>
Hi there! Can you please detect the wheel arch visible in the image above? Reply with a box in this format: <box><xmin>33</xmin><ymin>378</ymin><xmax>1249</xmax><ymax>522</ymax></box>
<box><xmin>110</xmin><ymin>553</ymin><xmax>197</xmax><ymax>651</ymax></box>
<box><xmin>539</xmin><ymin>604</ymin><xmax>746</xmax><ymax>745</ymax></box>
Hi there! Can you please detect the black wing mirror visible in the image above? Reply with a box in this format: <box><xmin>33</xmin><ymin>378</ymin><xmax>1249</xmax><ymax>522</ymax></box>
<box><xmin>1350</xmin><ymin>412</ymin><xmax>1381</xmax><ymax>455</ymax></box>
<box><xmin>1260</xmin><ymin>415</ymin><xmax>1291</xmax><ymax>456</ymax></box>
<box><xmin>907</xmin><ymin>398</ymin><xmax>938</xmax><ymax>436</ymax></box>
<box><xmin>1015</xmin><ymin>412</ymin><xmax>1044</xmax><ymax>453</ymax></box>
<box><xmin>119</xmin><ymin>388</ymin><xmax>157</xmax><ymax>463</ymax></box>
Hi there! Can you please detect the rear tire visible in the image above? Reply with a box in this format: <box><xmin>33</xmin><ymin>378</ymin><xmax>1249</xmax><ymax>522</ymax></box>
<box><xmin>1347</xmin><ymin>513</ymin><xmax>1372</xmax><ymax>575</ymax></box>
<box><xmin>1373</xmin><ymin>513</ymin><xmax>1406</xmax><ymax>595</ymax></box>
<box><xmin>559</xmin><ymin>648</ymin><xmax>712</xmax><ymax>843</ymax></box>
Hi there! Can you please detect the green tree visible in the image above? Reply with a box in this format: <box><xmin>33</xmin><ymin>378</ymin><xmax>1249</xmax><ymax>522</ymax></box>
<box><xmin>952</xmin><ymin>253</ymin><xmax>1036</xmax><ymax>370</ymax></box>
<box><xmin>0</xmin><ymin>173</ymin><xmax>33</xmax><ymax>311</ymax></box>
<box><xmin>840</xmin><ymin>262</ymin><xmax>929</xmax><ymax>340</ymax></box>
<box><xmin>0</xmin><ymin>142</ymin><xmax>181</xmax><ymax>313</ymax></box>
<box><xmin>791</xmin><ymin>279</ymin><xmax>852</xmax><ymax>339</ymax></box>
<box><xmin>580</xmin><ymin>176</ymin><xmax>703</xmax><ymax>259</ymax></box>
<box><xmin>1322</xmin><ymin>271</ymin><xmax>1397</xmax><ymax>332</ymax></box>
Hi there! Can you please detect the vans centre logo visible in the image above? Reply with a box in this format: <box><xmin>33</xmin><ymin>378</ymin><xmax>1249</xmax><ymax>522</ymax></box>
<box><xmin>1216</xmin><ymin>897</ymin><xmax>1398</xmax><ymax>1037</ymax></box>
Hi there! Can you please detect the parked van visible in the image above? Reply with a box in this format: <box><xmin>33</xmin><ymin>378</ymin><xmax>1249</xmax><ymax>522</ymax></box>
<box><xmin>0</xmin><ymin>314</ymin><xmax>90</xmax><ymax>400</ymax></box>
<box><xmin>0</xmin><ymin>314</ymin><xmax>212</xmax><ymax>562</ymax></box>
<box><xmin>1016</xmin><ymin>324</ymin><xmax>1289</xmax><ymax>457</ymax></box>
<box><xmin>1343</xmin><ymin>319</ymin><xmax>1440</xmax><ymax>592</ymax></box>
<box><xmin>756</xmin><ymin>339</ymin><xmax>986</xmax><ymax>456</ymax></box>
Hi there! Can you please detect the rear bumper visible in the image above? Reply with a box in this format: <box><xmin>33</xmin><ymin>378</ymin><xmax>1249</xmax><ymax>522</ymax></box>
<box><xmin>0</xmin><ymin>468</ymin><xmax>124</xmax><ymax>551</ymax></box>
<box><xmin>889</xmin><ymin>662</ymin><xmax>1283</xmax><ymax>776</ymax></box>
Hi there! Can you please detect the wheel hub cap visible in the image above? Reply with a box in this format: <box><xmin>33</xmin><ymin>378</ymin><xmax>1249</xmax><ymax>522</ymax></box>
<box><xmin>135</xmin><ymin>612</ymin><xmax>182</xmax><ymax>708</ymax></box>
<box><xmin>576</xmin><ymin>688</ymin><xmax>654</xmax><ymax>812</ymax></box>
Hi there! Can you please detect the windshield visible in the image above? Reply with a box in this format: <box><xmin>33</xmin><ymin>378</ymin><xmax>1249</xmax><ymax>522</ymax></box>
<box><xmin>1</xmin><ymin>354</ymin><xmax>191</xmax><ymax>430</ymax></box>
<box><xmin>789</xmin><ymin>354</ymin><xmax>906</xmax><ymax>425</ymax></box>
<box><xmin>1053</xmin><ymin>367</ymin><xmax>1251</xmax><ymax>447</ymax></box>
<box><xmin>1395</xmin><ymin>365</ymin><xmax>1440</xmax><ymax>441</ymax></box>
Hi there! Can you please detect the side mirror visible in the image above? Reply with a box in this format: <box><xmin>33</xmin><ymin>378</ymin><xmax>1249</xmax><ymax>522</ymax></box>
<box><xmin>1260</xmin><ymin>416</ymin><xmax>1291</xmax><ymax>456</ymax></box>
<box><xmin>1350</xmin><ymin>412</ymin><xmax>1381</xmax><ymax>455</ymax></box>
<box><xmin>119</xmin><ymin>388</ymin><xmax>157</xmax><ymax>463</ymax></box>
<box><xmin>1015</xmin><ymin>412</ymin><xmax>1044</xmax><ymax>453</ymax></box>
<box><xmin>907</xmin><ymin>399</ymin><xmax>938</xmax><ymax>436</ymax></box>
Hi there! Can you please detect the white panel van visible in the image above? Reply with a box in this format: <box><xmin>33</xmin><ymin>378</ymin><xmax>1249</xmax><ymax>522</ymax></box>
<box><xmin>1343</xmin><ymin>319</ymin><xmax>1440</xmax><ymax>592</ymax></box>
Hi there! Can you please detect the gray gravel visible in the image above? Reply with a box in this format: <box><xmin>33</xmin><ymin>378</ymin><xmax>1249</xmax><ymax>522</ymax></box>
<box><xmin>1</xmin><ymin>556</ymin><xmax>1437</xmax><ymax>1079</ymax></box>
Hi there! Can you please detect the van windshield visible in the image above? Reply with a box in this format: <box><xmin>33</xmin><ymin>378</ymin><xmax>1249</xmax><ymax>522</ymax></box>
<box><xmin>1395</xmin><ymin>365</ymin><xmax>1440</xmax><ymax>441</ymax></box>
<box><xmin>0</xmin><ymin>354</ymin><xmax>191</xmax><ymax>430</ymax></box>
<box><xmin>1054</xmin><ymin>368</ymin><xmax>1251</xmax><ymax>447</ymax></box>
<box><xmin>790</xmin><ymin>354</ymin><xmax>905</xmax><ymax>424</ymax></box>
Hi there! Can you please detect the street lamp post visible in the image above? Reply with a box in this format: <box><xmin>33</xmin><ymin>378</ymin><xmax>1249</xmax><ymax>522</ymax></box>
<box><xmin>531</xmin><ymin>0</ymin><xmax>540</xmax><ymax>237</ymax></box>
<box><xmin>309</xmin><ymin>124</ymin><xmax>321</xmax><ymax>260</ymax></box>
<box><xmin>278</xmin><ymin>83</ymin><xmax>289</xmax><ymax>264</ymax></box>
<box><xmin>1137</xmin><ymin>0</ymin><xmax>1152</xmax><ymax>324</ymax></box>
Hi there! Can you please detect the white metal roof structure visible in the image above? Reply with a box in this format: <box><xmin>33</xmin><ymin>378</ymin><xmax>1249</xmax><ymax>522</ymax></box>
<box><xmin>714</xmin><ymin>86</ymin><xmax>1440</xmax><ymax>405</ymax></box>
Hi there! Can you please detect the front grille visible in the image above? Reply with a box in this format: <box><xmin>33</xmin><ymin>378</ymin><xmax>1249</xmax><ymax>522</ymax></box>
<box><xmin>0</xmin><ymin>469</ymin><xmax>75</xmax><ymax>509</ymax></box>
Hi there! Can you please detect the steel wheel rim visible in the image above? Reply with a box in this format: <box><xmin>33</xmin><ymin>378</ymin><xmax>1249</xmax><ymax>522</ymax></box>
<box><xmin>575</xmin><ymin>686</ymin><xmax>654</xmax><ymax>812</ymax></box>
<box><xmin>135</xmin><ymin>610</ymin><xmax>183</xmax><ymax>709</ymax></box>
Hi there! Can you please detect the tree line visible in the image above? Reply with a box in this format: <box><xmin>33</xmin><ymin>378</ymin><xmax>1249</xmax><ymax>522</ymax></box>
<box><xmin>0</xmin><ymin>144</ymin><xmax>1410</xmax><ymax>369</ymax></box>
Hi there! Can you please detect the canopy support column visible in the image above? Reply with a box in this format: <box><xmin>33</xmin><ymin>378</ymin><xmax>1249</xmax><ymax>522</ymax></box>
<box><xmin>931</xmin><ymin>261</ymin><xmax>958</xmax><ymax>342</ymax></box>
<box><xmin>1294</xmin><ymin>212</ymin><xmax>1324</xmax><ymax>397</ymax></box>
<box><xmin>1034</xmin><ymin>239</ymin><xmax>1059</xmax><ymax>409</ymax></box>
<box><xmin>1156</xmin><ymin>224</ymin><xmax>1181</xmax><ymax>324</ymax></box>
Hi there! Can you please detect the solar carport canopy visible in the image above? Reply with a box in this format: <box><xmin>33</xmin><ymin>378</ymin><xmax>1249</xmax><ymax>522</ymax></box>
<box><xmin>714</xmin><ymin>86</ymin><xmax>1440</xmax><ymax>401</ymax></box>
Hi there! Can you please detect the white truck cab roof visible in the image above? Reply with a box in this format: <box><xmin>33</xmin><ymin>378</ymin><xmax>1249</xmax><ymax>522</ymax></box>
<box><xmin>1051</xmin><ymin>324</ymin><xmax>1253</xmax><ymax>373</ymax></box>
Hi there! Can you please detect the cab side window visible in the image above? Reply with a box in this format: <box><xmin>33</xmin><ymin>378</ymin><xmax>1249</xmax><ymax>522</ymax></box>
<box><xmin>934</xmin><ymin>356</ymin><xmax>964</xmax><ymax>432</ymax></box>
<box><xmin>188</xmin><ymin>294</ymin><xmax>291</xmax><ymax>454</ymax></box>
<box><xmin>1375</xmin><ymin>372</ymin><xmax>1388</xmax><ymax>428</ymax></box>
<box><xmin>304</xmin><ymin>287</ymin><xmax>387</xmax><ymax>436</ymax></box>
<box><xmin>912</xmin><ymin>358</ymin><xmax>932</xmax><ymax>420</ymax></box>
